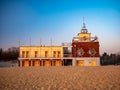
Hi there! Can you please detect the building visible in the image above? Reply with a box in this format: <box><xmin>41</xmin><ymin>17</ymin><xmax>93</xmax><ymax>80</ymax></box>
<box><xmin>18</xmin><ymin>46</ymin><xmax>63</xmax><ymax>67</ymax></box>
<box><xmin>72</xmin><ymin>22</ymin><xmax>100</xmax><ymax>66</ymax></box>
<box><xmin>18</xmin><ymin>22</ymin><xmax>100</xmax><ymax>67</ymax></box>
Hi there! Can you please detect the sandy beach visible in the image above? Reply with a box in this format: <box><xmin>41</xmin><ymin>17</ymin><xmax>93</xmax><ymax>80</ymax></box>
<box><xmin>0</xmin><ymin>66</ymin><xmax>120</xmax><ymax>90</ymax></box>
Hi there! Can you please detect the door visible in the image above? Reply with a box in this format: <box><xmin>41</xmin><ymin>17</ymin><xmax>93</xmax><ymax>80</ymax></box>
<box><xmin>88</xmin><ymin>60</ymin><xmax>96</xmax><ymax>66</ymax></box>
<box><xmin>77</xmin><ymin>60</ymin><xmax>84</xmax><ymax>66</ymax></box>
<box><xmin>44</xmin><ymin>60</ymin><xmax>51</xmax><ymax>66</ymax></box>
<box><xmin>34</xmin><ymin>60</ymin><xmax>40</xmax><ymax>66</ymax></box>
<box><xmin>24</xmin><ymin>60</ymin><xmax>29</xmax><ymax>67</ymax></box>
<box><xmin>55</xmin><ymin>60</ymin><xmax>62</xmax><ymax>66</ymax></box>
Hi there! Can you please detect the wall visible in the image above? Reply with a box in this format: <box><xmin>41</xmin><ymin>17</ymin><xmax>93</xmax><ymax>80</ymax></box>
<box><xmin>20</xmin><ymin>46</ymin><xmax>63</xmax><ymax>58</ymax></box>
<box><xmin>72</xmin><ymin>42</ymin><xmax>99</xmax><ymax>57</ymax></box>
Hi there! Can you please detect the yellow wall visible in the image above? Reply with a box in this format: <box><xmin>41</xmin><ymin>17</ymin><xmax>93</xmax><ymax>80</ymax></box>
<box><xmin>20</xmin><ymin>46</ymin><xmax>63</xmax><ymax>58</ymax></box>
<box><xmin>78</xmin><ymin>33</ymin><xmax>91</xmax><ymax>42</ymax></box>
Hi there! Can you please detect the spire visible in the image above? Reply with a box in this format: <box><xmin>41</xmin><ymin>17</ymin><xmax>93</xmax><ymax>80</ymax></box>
<box><xmin>82</xmin><ymin>17</ymin><xmax>86</xmax><ymax>28</ymax></box>
<box><xmin>81</xmin><ymin>17</ymin><xmax>88</xmax><ymax>33</ymax></box>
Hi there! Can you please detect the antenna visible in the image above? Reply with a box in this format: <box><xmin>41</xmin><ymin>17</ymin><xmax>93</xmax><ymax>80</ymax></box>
<box><xmin>51</xmin><ymin>38</ymin><xmax>52</xmax><ymax>58</ymax></box>
<box><xmin>19</xmin><ymin>40</ymin><xmax>20</xmax><ymax>47</ymax></box>
<box><xmin>40</xmin><ymin>38</ymin><xmax>42</xmax><ymax>46</ymax></box>
<box><xmin>51</xmin><ymin>38</ymin><xmax>52</xmax><ymax>46</ymax></box>
<box><xmin>81</xmin><ymin>17</ymin><xmax>87</xmax><ymax>33</ymax></box>
<box><xmin>30</xmin><ymin>37</ymin><xmax>31</xmax><ymax>46</ymax></box>
<box><xmin>19</xmin><ymin>40</ymin><xmax>20</xmax><ymax>58</ymax></box>
<box><xmin>83</xmin><ymin>16</ymin><xmax>84</xmax><ymax>23</ymax></box>
<box><xmin>39</xmin><ymin>38</ymin><xmax>42</xmax><ymax>58</ymax></box>
<box><xmin>83</xmin><ymin>16</ymin><xmax>85</xmax><ymax>26</ymax></box>
<box><xmin>30</xmin><ymin>37</ymin><xmax>31</xmax><ymax>58</ymax></box>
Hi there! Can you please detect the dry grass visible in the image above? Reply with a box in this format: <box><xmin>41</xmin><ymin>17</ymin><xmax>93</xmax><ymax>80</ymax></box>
<box><xmin>0</xmin><ymin>66</ymin><xmax>120</xmax><ymax>90</ymax></box>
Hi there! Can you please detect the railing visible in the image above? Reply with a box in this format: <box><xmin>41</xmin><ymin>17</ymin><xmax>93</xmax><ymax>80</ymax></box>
<box><xmin>20</xmin><ymin>55</ymin><xmax>63</xmax><ymax>58</ymax></box>
<box><xmin>61</xmin><ymin>43</ymin><xmax>72</xmax><ymax>47</ymax></box>
<box><xmin>72</xmin><ymin>36</ymin><xmax>98</xmax><ymax>42</ymax></box>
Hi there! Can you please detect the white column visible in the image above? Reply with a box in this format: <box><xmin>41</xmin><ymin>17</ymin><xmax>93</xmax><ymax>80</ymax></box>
<box><xmin>20</xmin><ymin>60</ymin><xmax>22</xmax><ymax>67</ymax></box>
<box><xmin>96</xmin><ymin>58</ymin><xmax>100</xmax><ymax>66</ymax></box>
<box><xmin>84</xmin><ymin>59</ymin><xmax>88</xmax><ymax>66</ymax></box>
<box><xmin>72</xmin><ymin>58</ymin><xmax>76</xmax><ymax>66</ymax></box>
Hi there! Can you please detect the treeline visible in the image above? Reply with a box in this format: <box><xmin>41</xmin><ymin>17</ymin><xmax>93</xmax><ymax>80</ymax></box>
<box><xmin>0</xmin><ymin>47</ymin><xmax>19</xmax><ymax>61</ymax></box>
<box><xmin>100</xmin><ymin>52</ymin><xmax>120</xmax><ymax>65</ymax></box>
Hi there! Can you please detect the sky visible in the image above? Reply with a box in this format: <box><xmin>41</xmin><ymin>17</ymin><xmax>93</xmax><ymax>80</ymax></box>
<box><xmin>0</xmin><ymin>0</ymin><xmax>120</xmax><ymax>55</ymax></box>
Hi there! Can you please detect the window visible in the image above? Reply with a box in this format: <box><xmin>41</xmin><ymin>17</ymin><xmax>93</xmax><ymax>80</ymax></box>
<box><xmin>58</xmin><ymin>51</ymin><xmax>61</xmax><ymax>57</ymax></box>
<box><xmin>22</xmin><ymin>51</ymin><xmax>25</xmax><ymax>58</ymax></box>
<box><xmin>83</xmin><ymin>36</ymin><xmax>87</xmax><ymax>41</ymax></box>
<box><xmin>26</xmin><ymin>51</ymin><xmax>29</xmax><ymax>58</ymax></box>
<box><xmin>45</xmin><ymin>51</ymin><xmax>48</xmax><ymax>57</ymax></box>
<box><xmin>35</xmin><ymin>51</ymin><xmax>38</xmax><ymax>58</ymax></box>
<box><xmin>53</xmin><ymin>51</ymin><xmax>56</xmax><ymax>57</ymax></box>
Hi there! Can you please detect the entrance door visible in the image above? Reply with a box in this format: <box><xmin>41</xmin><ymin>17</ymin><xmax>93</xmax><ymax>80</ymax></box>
<box><xmin>24</xmin><ymin>60</ymin><xmax>30</xmax><ymax>67</ymax></box>
<box><xmin>34</xmin><ymin>60</ymin><xmax>40</xmax><ymax>66</ymax></box>
<box><xmin>63</xmin><ymin>59</ymin><xmax>72</xmax><ymax>66</ymax></box>
<box><xmin>88</xmin><ymin>60</ymin><xmax>96</xmax><ymax>66</ymax></box>
<box><xmin>77</xmin><ymin>60</ymin><xmax>84</xmax><ymax>66</ymax></box>
<box><xmin>55</xmin><ymin>60</ymin><xmax>62</xmax><ymax>66</ymax></box>
<box><xmin>44</xmin><ymin>60</ymin><xmax>51</xmax><ymax>66</ymax></box>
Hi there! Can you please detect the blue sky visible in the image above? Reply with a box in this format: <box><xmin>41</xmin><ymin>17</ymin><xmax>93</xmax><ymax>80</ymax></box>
<box><xmin>0</xmin><ymin>0</ymin><xmax>120</xmax><ymax>54</ymax></box>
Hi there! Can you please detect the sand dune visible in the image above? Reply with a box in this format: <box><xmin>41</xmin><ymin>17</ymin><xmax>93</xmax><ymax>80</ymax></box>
<box><xmin>0</xmin><ymin>66</ymin><xmax>120</xmax><ymax>90</ymax></box>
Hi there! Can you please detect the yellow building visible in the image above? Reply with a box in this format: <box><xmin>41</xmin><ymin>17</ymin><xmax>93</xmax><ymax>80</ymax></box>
<box><xmin>19</xmin><ymin>46</ymin><xmax>63</xmax><ymax>67</ymax></box>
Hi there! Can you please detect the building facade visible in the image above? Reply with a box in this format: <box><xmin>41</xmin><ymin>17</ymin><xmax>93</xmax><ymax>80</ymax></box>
<box><xmin>72</xmin><ymin>23</ymin><xmax>100</xmax><ymax>66</ymax></box>
<box><xmin>19</xmin><ymin>46</ymin><xmax>63</xmax><ymax>67</ymax></box>
<box><xmin>18</xmin><ymin>22</ymin><xmax>100</xmax><ymax>67</ymax></box>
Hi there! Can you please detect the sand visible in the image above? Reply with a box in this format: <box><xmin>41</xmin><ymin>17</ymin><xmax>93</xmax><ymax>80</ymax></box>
<box><xmin>0</xmin><ymin>66</ymin><xmax>120</xmax><ymax>90</ymax></box>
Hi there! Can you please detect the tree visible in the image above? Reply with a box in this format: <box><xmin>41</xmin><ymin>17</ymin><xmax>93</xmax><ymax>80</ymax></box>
<box><xmin>7</xmin><ymin>47</ymin><xmax>19</xmax><ymax>60</ymax></box>
<box><xmin>100</xmin><ymin>52</ymin><xmax>120</xmax><ymax>65</ymax></box>
<box><xmin>0</xmin><ymin>47</ymin><xmax>19</xmax><ymax>61</ymax></box>
<box><xmin>0</xmin><ymin>48</ymin><xmax>3</xmax><ymax>61</ymax></box>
